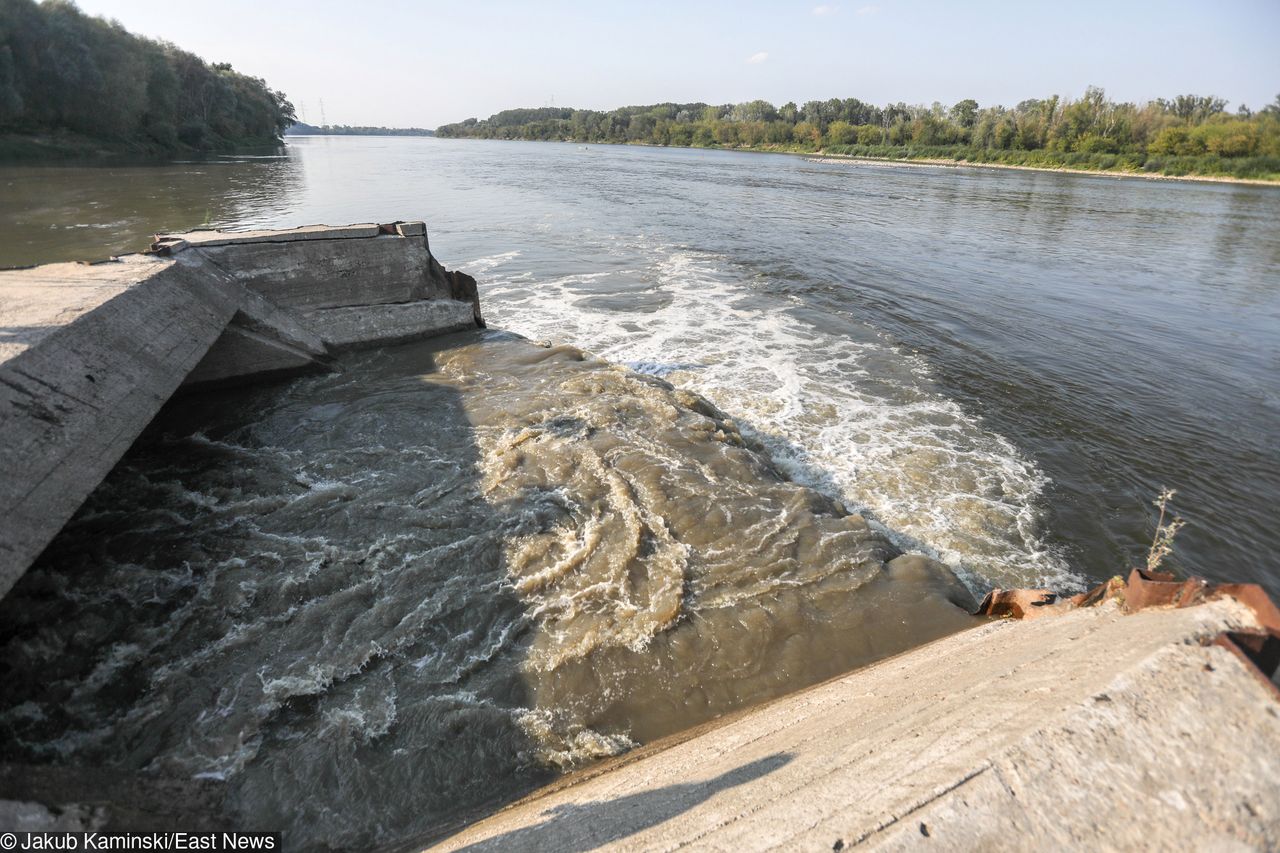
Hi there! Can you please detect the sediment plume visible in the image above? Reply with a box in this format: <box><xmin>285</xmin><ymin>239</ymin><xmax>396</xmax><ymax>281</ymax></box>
<box><xmin>0</xmin><ymin>329</ymin><xmax>976</xmax><ymax>849</ymax></box>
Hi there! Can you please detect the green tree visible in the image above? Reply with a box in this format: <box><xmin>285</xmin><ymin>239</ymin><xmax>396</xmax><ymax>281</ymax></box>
<box><xmin>733</xmin><ymin>99</ymin><xmax>776</xmax><ymax>123</ymax></box>
<box><xmin>792</xmin><ymin>120</ymin><xmax>821</xmax><ymax>147</ymax></box>
<box><xmin>950</xmin><ymin>99</ymin><xmax>979</xmax><ymax>128</ymax></box>
<box><xmin>0</xmin><ymin>0</ymin><xmax>294</xmax><ymax>154</ymax></box>
<box><xmin>1161</xmin><ymin>94</ymin><xmax>1228</xmax><ymax>124</ymax></box>
<box><xmin>825</xmin><ymin>120</ymin><xmax>856</xmax><ymax>146</ymax></box>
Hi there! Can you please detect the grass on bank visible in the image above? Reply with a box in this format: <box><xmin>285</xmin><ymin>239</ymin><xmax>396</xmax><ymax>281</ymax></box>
<box><xmin>819</xmin><ymin>143</ymin><xmax>1280</xmax><ymax>181</ymax></box>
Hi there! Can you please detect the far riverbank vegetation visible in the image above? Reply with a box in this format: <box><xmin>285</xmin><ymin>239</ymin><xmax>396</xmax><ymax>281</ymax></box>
<box><xmin>286</xmin><ymin>123</ymin><xmax>434</xmax><ymax>137</ymax></box>
<box><xmin>0</xmin><ymin>0</ymin><xmax>295</xmax><ymax>160</ymax></box>
<box><xmin>437</xmin><ymin>90</ymin><xmax>1280</xmax><ymax>181</ymax></box>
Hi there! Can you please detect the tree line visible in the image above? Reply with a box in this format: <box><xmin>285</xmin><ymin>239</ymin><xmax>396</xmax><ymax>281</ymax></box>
<box><xmin>286</xmin><ymin>123</ymin><xmax>435</xmax><ymax>137</ymax></box>
<box><xmin>437</xmin><ymin>89</ymin><xmax>1280</xmax><ymax>180</ymax></box>
<box><xmin>0</xmin><ymin>0</ymin><xmax>295</xmax><ymax>157</ymax></box>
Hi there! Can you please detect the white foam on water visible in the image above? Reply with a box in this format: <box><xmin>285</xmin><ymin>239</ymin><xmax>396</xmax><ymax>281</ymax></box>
<box><xmin>464</xmin><ymin>250</ymin><xmax>522</xmax><ymax>275</ymax></box>
<box><xmin>473</xmin><ymin>240</ymin><xmax>1082</xmax><ymax>592</ymax></box>
<box><xmin>515</xmin><ymin>707</ymin><xmax>636</xmax><ymax>769</ymax></box>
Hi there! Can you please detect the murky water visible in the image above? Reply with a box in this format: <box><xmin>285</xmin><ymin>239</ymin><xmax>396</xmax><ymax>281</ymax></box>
<box><xmin>0</xmin><ymin>332</ymin><xmax>973</xmax><ymax>847</ymax></box>
<box><xmin>1</xmin><ymin>138</ymin><xmax>1278</xmax><ymax>847</ymax></box>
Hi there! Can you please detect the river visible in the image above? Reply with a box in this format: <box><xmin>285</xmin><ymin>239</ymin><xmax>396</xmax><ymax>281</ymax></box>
<box><xmin>1</xmin><ymin>137</ymin><xmax>1277</xmax><ymax>846</ymax></box>
<box><xmin>4</xmin><ymin>137</ymin><xmax>1277</xmax><ymax>592</ymax></box>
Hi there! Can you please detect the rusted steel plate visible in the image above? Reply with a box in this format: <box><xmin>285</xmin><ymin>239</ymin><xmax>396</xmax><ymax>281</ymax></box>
<box><xmin>974</xmin><ymin>588</ymin><xmax>1059</xmax><ymax>619</ymax></box>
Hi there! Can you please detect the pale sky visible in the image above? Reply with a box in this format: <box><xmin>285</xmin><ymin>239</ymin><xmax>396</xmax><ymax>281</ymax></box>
<box><xmin>76</xmin><ymin>0</ymin><xmax>1280</xmax><ymax>128</ymax></box>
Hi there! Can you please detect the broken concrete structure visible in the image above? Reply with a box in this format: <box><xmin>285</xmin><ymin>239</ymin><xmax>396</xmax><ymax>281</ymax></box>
<box><xmin>0</xmin><ymin>222</ymin><xmax>482</xmax><ymax>599</ymax></box>
<box><xmin>427</xmin><ymin>575</ymin><xmax>1280</xmax><ymax>851</ymax></box>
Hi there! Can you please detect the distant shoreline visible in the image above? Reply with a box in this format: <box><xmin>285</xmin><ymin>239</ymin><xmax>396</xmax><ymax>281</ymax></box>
<box><xmin>433</xmin><ymin>136</ymin><xmax>1280</xmax><ymax>187</ymax></box>
<box><xmin>801</xmin><ymin>153</ymin><xmax>1280</xmax><ymax>188</ymax></box>
<box><xmin>0</xmin><ymin>131</ymin><xmax>287</xmax><ymax>163</ymax></box>
<box><xmin>285</xmin><ymin>123</ymin><xmax>435</xmax><ymax>138</ymax></box>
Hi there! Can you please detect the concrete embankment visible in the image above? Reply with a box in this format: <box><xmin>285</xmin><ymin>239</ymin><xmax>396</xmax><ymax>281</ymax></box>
<box><xmin>428</xmin><ymin>573</ymin><xmax>1280</xmax><ymax>851</ymax></box>
<box><xmin>0</xmin><ymin>222</ymin><xmax>482</xmax><ymax>599</ymax></box>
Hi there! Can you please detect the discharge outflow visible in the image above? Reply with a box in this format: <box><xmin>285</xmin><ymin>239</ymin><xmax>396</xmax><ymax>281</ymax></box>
<box><xmin>0</xmin><ymin>330</ymin><xmax>976</xmax><ymax>850</ymax></box>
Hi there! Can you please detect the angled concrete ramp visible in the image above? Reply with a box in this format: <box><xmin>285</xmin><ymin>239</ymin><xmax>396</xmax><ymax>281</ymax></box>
<box><xmin>428</xmin><ymin>597</ymin><xmax>1280</xmax><ymax>851</ymax></box>
<box><xmin>0</xmin><ymin>222</ymin><xmax>482</xmax><ymax>598</ymax></box>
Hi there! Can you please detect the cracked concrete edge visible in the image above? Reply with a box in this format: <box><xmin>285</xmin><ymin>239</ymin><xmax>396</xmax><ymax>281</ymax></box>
<box><xmin>150</xmin><ymin>222</ymin><xmax>429</xmax><ymax>251</ymax></box>
<box><xmin>152</xmin><ymin>223</ymin><xmax>385</xmax><ymax>249</ymax></box>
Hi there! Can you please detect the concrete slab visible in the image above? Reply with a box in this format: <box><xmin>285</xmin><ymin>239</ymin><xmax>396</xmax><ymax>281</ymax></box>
<box><xmin>181</xmin><ymin>262</ymin><xmax>332</xmax><ymax>390</ymax></box>
<box><xmin>396</xmin><ymin>221</ymin><xmax>428</xmax><ymax>237</ymax></box>
<box><xmin>0</xmin><ymin>258</ymin><xmax>242</xmax><ymax>594</ymax></box>
<box><xmin>192</xmin><ymin>237</ymin><xmax>441</xmax><ymax>310</ymax></box>
<box><xmin>427</xmin><ymin>599</ymin><xmax>1280</xmax><ymax>852</ymax></box>
<box><xmin>0</xmin><ymin>222</ymin><xmax>483</xmax><ymax>598</ymax></box>
<box><xmin>217</xmin><ymin>275</ymin><xmax>330</xmax><ymax>360</ymax></box>
<box><xmin>181</xmin><ymin>323</ymin><xmax>327</xmax><ymax>389</ymax></box>
<box><xmin>304</xmin><ymin>300</ymin><xmax>479</xmax><ymax>350</ymax></box>
<box><xmin>158</xmin><ymin>223</ymin><xmax>383</xmax><ymax>247</ymax></box>
<box><xmin>0</xmin><ymin>256</ymin><xmax>157</xmax><ymax>362</ymax></box>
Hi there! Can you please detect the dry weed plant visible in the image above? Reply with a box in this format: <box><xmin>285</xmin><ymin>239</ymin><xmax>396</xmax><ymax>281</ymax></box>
<box><xmin>1145</xmin><ymin>487</ymin><xmax>1186</xmax><ymax>574</ymax></box>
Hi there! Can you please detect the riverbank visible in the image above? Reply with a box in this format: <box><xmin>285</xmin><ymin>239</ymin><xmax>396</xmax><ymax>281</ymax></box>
<box><xmin>448</xmin><ymin>136</ymin><xmax>1279</xmax><ymax>185</ymax></box>
<box><xmin>0</xmin><ymin>131</ymin><xmax>288</xmax><ymax>163</ymax></box>
<box><xmin>0</xmin><ymin>132</ymin><xmax>124</xmax><ymax>161</ymax></box>
<box><xmin>565</xmin><ymin>138</ymin><xmax>1280</xmax><ymax>185</ymax></box>
<box><xmin>803</xmin><ymin>152</ymin><xmax>1280</xmax><ymax>187</ymax></box>
<box><xmin>0</xmin><ymin>1</ymin><xmax>294</xmax><ymax>165</ymax></box>
<box><xmin>12</xmin><ymin>128</ymin><xmax>1276</xmax><ymax>184</ymax></box>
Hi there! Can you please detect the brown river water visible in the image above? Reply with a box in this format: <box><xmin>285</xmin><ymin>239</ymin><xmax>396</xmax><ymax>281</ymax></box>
<box><xmin>1</xmin><ymin>137</ymin><xmax>1278</xmax><ymax>848</ymax></box>
<box><xmin>1</xmin><ymin>332</ymin><xmax>973</xmax><ymax>847</ymax></box>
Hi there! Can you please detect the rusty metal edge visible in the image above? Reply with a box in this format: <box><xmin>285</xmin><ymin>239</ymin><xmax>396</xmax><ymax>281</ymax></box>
<box><xmin>976</xmin><ymin>569</ymin><xmax>1280</xmax><ymax>683</ymax></box>
<box><xmin>1208</xmin><ymin>633</ymin><xmax>1280</xmax><ymax>699</ymax></box>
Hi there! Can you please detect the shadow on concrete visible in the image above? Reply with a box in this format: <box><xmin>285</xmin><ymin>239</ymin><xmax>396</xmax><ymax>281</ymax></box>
<box><xmin>450</xmin><ymin>752</ymin><xmax>795</xmax><ymax>853</ymax></box>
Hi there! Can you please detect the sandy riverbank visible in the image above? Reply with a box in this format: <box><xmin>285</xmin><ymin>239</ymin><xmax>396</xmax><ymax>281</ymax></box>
<box><xmin>803</xmin><ymin>153</ymin><xmax>1280</xmax><ymax>187</ymax></box>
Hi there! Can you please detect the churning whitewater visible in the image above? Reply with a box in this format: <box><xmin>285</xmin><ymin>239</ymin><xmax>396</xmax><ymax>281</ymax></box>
<box><xmin>471</xmin><ymin>236</ymin><xmax>1080</xmax><ymax>593</ymax></box>
<box><xmin>0</xmin><ymin>331</ymin><xmax>977</xmax><ymax>850</ymax></box>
